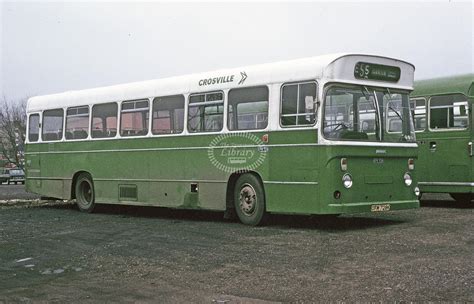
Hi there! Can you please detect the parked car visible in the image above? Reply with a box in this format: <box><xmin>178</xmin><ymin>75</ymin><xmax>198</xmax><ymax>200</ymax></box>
<box><xmin>0</xmin><ymin>168</ymin><xmax>9</xmax><ymax>184</ymax></box>
<box><xmin>2</xmin><ymin>168</ymin><xmax>25</xmax><ymax>185</ymax></box>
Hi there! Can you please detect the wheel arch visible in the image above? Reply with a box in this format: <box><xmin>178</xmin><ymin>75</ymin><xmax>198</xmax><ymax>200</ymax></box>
<box><xmin>70</xmin><ymin>170</ymin><xmax>92</xmax><ymax>200</ymax></box>
<box><xmin>225</xmin><ymin>170</ymin><xmax>265</xmax><ymax>212</ymax></box>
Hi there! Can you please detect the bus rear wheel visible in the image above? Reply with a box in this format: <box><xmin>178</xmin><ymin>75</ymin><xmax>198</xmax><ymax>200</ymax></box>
<box><xmin>234</xmin><ymin>174</ymin><xmax>266</xmax><ymax>226</ymax></box>
<box><xmin>75</xmin><ymin>173</ymin><xmax>96</xmax><ymax>213</ymax></box>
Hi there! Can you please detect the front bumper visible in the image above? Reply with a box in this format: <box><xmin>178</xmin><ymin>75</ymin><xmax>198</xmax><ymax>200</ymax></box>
<box><xmin>328</xmin><ymin>199</ymin><xmax>419</xmax><ymax>214</ymax></box>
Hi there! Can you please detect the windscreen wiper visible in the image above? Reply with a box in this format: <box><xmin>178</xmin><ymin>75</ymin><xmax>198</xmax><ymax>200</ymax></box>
<box><xmin>386</xmin><ymin>88</ymin><xmax>404</xmax><ymax>122</ymax></box>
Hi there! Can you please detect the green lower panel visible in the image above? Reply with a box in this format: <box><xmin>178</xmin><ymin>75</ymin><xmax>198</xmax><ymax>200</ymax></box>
<box><xmin>418</xmin><ymin>184</ymin><xmax>472</xmax><ymax>194</ymax></box>
<box><xmin>33</xmin><ymin>179</ymin><xmax>69</xmax><ymax>199</ymax></box>
<box><xmin>264</xmin><ymin>183</ymin><xmax>319</xmax><ymax>214</ymax></box>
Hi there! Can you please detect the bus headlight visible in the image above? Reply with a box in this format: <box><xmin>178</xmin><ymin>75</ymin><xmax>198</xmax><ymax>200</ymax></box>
<box><xmin>342</xmin><ymin>173</ymin><xmax>353</xmax><ymax>189</ymax></box>
<box><xmin>403</xmin><ymin>172</ymin><xmax>412</xmax><ymax>186</ymax></box>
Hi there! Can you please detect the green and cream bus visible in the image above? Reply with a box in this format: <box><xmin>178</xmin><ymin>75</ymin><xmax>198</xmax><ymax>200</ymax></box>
<box><xmin>25</xmin><ymin>53</ymin><xmax>419</xmax><ymax>225</ymax></box>
<box><xmin>411</xmin><ymin>74</ymin><xmax>474</xmax><ymax>204</ymax></box>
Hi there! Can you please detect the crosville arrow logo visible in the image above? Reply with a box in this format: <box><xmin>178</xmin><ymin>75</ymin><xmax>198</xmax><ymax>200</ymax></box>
<box><xmin>238</xmin><ymin>71</ymin><xmax>247</xmax><ymax>85</ymax></box>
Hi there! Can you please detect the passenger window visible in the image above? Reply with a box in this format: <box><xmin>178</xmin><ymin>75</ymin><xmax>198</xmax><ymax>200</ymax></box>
<box><xmin>66</xmin><ymin>106</ymin><xmax>89</xmax><ymax>140</ymax></box>
<box><xmin>120</xmin><ymin>99</ymin><xmax>149</xmax><ymax>137</ymax></box>
<box><xmin>91</xmin><ymin>103</ymin><xmax>118</xmax><ymax>138</ymax></box>
<box><xmin>281</xmin><ymin>82</ymin><xmax>317</xmax><ymax>126</ymax></box>
<box><xmin>188</xmin><ymin>91</ymin><xmax>224</xmax><ymax>133</ymax></box>
<box><xmin>228</xmin><ymin>86</ymin><xmax>268</xmax><ymax>130</ymax></box>
<box><xmin>429</xmin><ymin>94</ymin><xmax>468</xmax><ymax>130</ymax></box>
<box><xmin>28</xmin><ymin>114</ymin><xmax>40</xmax><ymax>142</ymax></box>
<box><xmin>42</xmin><ymin>109</ymin><xmax>64</xmax><ymax>141</ymax></box>
<box><xmin>152</xmin><ymin>95</ymin><xmax>185</xmax><ymax>134</ymax></box>
<box><xmin>410</xmin><ymin>98</ymin><xmax>426</xmax><ymax>131</ymax></box>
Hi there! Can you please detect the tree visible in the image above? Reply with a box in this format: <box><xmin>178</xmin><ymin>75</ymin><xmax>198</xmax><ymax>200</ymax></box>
<box><xmin>0</xmin><ymin>98</ymin><xmax>27</xmax><ymax>168</ymax></box>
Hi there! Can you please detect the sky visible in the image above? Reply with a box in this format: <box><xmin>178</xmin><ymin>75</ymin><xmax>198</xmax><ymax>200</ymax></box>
<box><xmin>1</xmin><ymin>1</ymin><xmax>473</xmax><ymax>101</ymax></box>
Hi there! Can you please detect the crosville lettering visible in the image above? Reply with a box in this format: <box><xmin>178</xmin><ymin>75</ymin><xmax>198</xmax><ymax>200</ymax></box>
<box><xmin>198</xmin><ymin>75</ymin><xmax>235</xmax><ymax>86</ymax></box>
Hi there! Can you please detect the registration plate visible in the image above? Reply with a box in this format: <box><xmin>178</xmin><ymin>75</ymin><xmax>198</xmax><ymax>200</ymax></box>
<box><xmin>371</xmin><ymin>204</ymin><xmax>391</xmax><ymax>212</ymax></box>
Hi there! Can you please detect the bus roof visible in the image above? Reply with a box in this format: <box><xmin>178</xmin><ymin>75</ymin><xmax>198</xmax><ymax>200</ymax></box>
<box><xmin>412</xmin><ymin>74</ymin><xmax>474</xmax><ymax>97</ymax></box>
<box><xmin>27</xmin><ymin>53</ymin><xmax>415</xmax><ymax>113</ymax></box>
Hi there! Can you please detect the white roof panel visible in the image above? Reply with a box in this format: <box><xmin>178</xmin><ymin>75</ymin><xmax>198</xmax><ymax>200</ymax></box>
<box><xmin>27</xmin><ymin>53</ymin><xmax>415</xmax><ymax>113</ymax></box>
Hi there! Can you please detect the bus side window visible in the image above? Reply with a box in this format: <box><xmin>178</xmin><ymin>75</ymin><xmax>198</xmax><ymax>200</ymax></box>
<box><xmin>28</xmin><ymin>114</ymin><xmax>40</xmax><ymax>142</ymax></box>
<box><xmin>152</xmin><ymin>95</ymin><xmax>185</xmax><ymax>135</ymax></box>
<box><xmin>409</xmin><ymin>98</ymin><xmax>426</xmax><ymax>131</ymax></box>
<box><xmin>281</xmin><ymin>81</ymin><xmax>317</xmax><ymax>127</ymax></box>
<box><xmin>91</xmin><ymin>103</ymin><xmax>118</xmax><ymax>138</ymax></box>
<box><xmin>188</xmin><ymin>91</ymin><xmax>224</xmax><ymax>133</ymax></box>
<box><xmin>42</xmin><ymin>109</ymin><xmax>64</xmax><ymax>141</ymax></box>
<box><xmin>65</xmin><ymin>106</ymin><xmax>89</xmax><ymax>140</ymax></box>
<box><xmin>228</xmin><ymin>86</ymin><xmax>268</xmax><ymax>130</ymax></box>
<box><xmin>429</xmin><ymin>94</ymin><xmax>468</xmax><ymax>130</ymax></box>
<box><xmin>120</xmin><ymin>99</ymin><xmax>149</xmax><ymax>137</ymax></box>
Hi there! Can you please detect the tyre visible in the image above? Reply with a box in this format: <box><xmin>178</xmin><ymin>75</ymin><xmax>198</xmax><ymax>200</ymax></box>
<box><xmin>75</xmin><ymin>173</ymin><xmax>96</xmax><ymax>213</ymax></box>
<box><xmin>450</xmin><ymin>193</ymin><xmax>472</xmax><ymax>205</ymax></box>
<box><xmin>234</xmin><ymin>174</ymin><xmax>266</xmax><ymax>226</ymax></box>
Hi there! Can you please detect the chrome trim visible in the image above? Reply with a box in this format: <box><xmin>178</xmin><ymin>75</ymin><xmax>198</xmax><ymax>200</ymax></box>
<box><xmin>27</xmin><ymin>177</ymin><xmax>227</xmax><ymax>183</ymax></box>
<box><xmin>24</xmin><ymin>141</ymin><xmax>417</xmax><ymax>155</ymax></box>
<box><xmin>93</xmin><ymin>178</ymin><xmax>227</xmax><ymax>183</ymax></box>
<box><xmin>27</xmin><ymin>177</ymin><xmax>72</xmax><ymax>181</ymax></box>
<box><xmin>263</xmin><ymin>181</ymin><xmax>318</xmax><ymax>185</ymax></box>
<box><xmin>418</xmin><ymin>182</ymin><xmax>474</xmax><ymax>187</ymax></box>
<box><xmin>24</xmin><ymin>143</ymin><xmax>308</xmax><ymax>155</ymax></box>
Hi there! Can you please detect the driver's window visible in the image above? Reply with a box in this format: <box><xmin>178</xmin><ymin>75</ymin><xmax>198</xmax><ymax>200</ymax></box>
<box><xmin>323</xmin><ymin>86</ymin><xmax>375</xmax><ymax>141</ymax></box>
<box><xmin>356</xmin><ymin>99</ymin><xmax>376</xmax><ymax>134</ymax></box>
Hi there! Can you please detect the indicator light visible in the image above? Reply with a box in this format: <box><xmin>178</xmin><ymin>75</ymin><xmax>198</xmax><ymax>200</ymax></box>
<box><xmin>340</xmin><ymin>158</ymin><xmax>347</xmax><ymax>171</ymax></box>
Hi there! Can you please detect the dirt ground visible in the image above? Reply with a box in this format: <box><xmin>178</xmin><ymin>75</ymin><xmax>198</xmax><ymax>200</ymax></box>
<box><xmin>0</xmin><ymin>185</ymin><xmax>472</xmax><ymax>303</ymax></box>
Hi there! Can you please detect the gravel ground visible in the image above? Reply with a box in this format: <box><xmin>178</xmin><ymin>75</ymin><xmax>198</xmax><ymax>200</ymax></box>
<box><xmin>0</xmin><ymin>187</ymin><xmax>472</xmax><ymax>303</ymax></box>
<box><xmin>0</xmin><ymin>184</ymin><xmax>40</xmax><ymax>201</ymax></box>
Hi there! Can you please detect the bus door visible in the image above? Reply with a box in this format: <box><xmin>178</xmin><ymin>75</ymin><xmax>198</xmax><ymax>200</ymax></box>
<box><xmin>428</xmin><ymin>94</ymin><xmax>471</xmax><ymax>187</ymax></box>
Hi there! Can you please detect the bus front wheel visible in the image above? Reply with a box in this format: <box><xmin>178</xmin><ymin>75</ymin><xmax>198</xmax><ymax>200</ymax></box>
<box><xmin>234</xmin><ymin>174</ymin><xmax>266</xmax><ymax>226</ymax></box>
<box><xmin>75</xmin><ymin>173</ymin><xmax>96</xmax><ymax>213</ymax></box>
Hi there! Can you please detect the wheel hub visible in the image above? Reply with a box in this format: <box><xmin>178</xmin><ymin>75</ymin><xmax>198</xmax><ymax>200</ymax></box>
<box><xmin>239</xmin><ymin>184</ymin><xmax>257</xmax><ymax>216</ymax></box>
<box><xmin>79</xmin><ymin>181</ymin><xmax>92</xmax><ymax>205</ymax></box>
